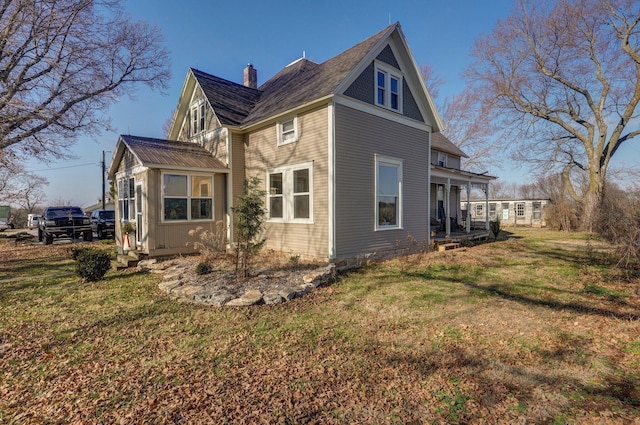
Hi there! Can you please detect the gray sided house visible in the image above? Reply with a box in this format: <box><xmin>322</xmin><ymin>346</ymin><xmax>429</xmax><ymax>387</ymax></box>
<box><xmin>107</xmin><ymin>22</ymin><xmax>494</xmax><ymax>262</ymax></box>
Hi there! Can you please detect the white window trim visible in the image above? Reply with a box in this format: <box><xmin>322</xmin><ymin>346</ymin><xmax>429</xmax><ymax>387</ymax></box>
<box><xmin>375</xmin><ymin>155</ymin><xmax>403</xmax><ymax>231</ymax></box>
<box><xmin>375</xmin><ymin>61</ymin><xmax>403</xmax><ymax>113</ymax></box>
<box><xmin>161</xmin><ymin>172</ymin><xmax>214</xmax><ymax>222</ymax></box>
<box><xmin>266</xmin><ymin>161</ymin><xmax>313</xmax><ymax>224</ymax></box>
<box><xmin>118</xmin><ymin>176</ymin><xmax>136</xmax><ymax>223</ymax></box>
<box><xmin>277</xmin><ymin>116</ymin><xmax>299</xmax><ymax>146</ymax></box>
<box><xmin>190</xmin><ymin>100</ymin><xmax>206</xmax><ymax>136</ymax></box>
<box><xmin>516</xmin><ymin>202</ymin><xmax>526</xmax><ymax>217</ymax></box>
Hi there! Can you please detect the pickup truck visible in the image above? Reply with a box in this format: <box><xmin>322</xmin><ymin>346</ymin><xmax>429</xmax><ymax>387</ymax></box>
<box><xmin>39</xmin><ymin>206</ymin><xmax>93</xmax><ymax>245</ymax></box>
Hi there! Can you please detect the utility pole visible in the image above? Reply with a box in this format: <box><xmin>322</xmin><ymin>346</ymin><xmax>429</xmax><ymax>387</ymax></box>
<box><xmin>102</xmin><ymin>150</ymin><xmax>106</xmax><ymax>210</ymax></box>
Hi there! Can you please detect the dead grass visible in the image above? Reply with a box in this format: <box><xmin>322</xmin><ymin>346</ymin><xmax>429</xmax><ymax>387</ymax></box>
<box><xmin>0</xmin><ymin>229</ymin><xmax>639</xmax><ymax>424</ymax></box>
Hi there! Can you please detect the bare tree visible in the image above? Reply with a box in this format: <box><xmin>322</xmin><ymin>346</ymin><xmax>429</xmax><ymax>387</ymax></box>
<box><xmin>17</xmin><ymin>173</ymin><xmax>48</xmax><ymax>213</ymax></box>
<box><xmin>0</xmin><ymin>0</ymin><xmax>171</xmax><ymax>161</ymax></box>
<box><xmin>0</xmin><ymin>162</ymin><xmax>22</xmax><ymax>203</ymax></box>
<box><xmin>439</xmin><ymin>90</ymin><xmax>499</xmax><ymax>173</ymax></box>
<box><xmin>421</xmin><ymin>64</ymin><xmax>498</xmax><ymax>173</ymax></box>
<box><xmin>467</xmin><ymin>0</ymin><xmax>640</xmax><ymax>231</ymax></box>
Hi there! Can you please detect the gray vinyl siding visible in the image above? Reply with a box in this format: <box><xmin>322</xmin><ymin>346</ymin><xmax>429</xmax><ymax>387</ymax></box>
<box><xmin>376</xmin><ymin>45</ymin><xmax>400</xmax><ymax>69</ymax></box>
<box><xmin>334</xmin><ymin>103</ymin><xmax>430</xmax><ymax>259</ymax></box>
<box><xmin>431</xmin><ymin>150</ymin><xmax>461</xmax><ymax>169</ymax></box>
<box><xmin>244</xmin><ymin>105</ymin><xmax>330</xmax><ymax>259</ymax></box>
<box><xmin>343</xmin><ymin>58</ymin><xmax>423</xmax><ymax>122</ymax></box>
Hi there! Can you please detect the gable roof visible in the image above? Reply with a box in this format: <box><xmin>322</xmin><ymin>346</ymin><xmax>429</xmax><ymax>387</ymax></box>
<box><xmin>107</xmin><ymin>135</ymin><xmax>228</xmax><ymax>178</ymax></box>
<box><xmin>431</xmin><ymin>132</ymin><xmax>469</xmax><ymax>158</ymax></box>
<box><xmin>191</xmin><ymin>69</ymin><xmax>262</xmax><ymax>126</ymax></box>
<box><xmin>242</xmin><ymin>24</ymin><xmax>394</xmax><ymax>125</ymax></box>
<box><xmin>180</xmin><ymin>22</ymin><xmax>442</xmax><ymax>132</ymax></box>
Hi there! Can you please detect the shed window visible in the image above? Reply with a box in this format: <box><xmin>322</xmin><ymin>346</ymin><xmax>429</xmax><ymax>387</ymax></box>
<box><xmin>118</xmin><ymin>177</ymin><xmax>135</xmax><ymax>222</ymax></box>
<box><xmin>163</xmin><ymin>173</ymin><xmax>213</xmax><ymax>221</ymax></box>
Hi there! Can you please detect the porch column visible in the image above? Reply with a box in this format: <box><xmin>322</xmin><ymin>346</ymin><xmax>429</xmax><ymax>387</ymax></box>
<box><xmin>466</xmin><ymin>181</ymin><xmax>471</xmax><ymax>233</ymax></box>
<box><xmin>445</xmin><ymin>179</ymin><xmax>451</xmax><ymax>236</ymax></box>
<box><xmin>484</xmin><ymin>185</ymin><xmax>490</xmax><ymax>230</ymax></box>
<box><xmin>456</xmin><ymin>187</ymin><xmax>462</xmax><ymax>229</ymax></box>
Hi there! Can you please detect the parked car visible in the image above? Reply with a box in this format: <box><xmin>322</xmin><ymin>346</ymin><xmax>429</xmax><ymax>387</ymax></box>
<box><xmin>90</xmin><ymin>209</ymin><xmax>116</xmax><ymax>239</ymax></box>
<box><xmin>27</xmin><ymin>214</ymin><xmax>41</xmax><ymax>229</ymax></box>
<box><xmin>39</xmin><ymin>206</ymin><xmax>92</xmax><ymax>245</ymax></box>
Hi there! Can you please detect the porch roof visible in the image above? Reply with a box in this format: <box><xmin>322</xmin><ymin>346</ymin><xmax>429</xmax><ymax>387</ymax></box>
<box><xmin>430</xmin><ymin>164</ymin><xmax>496</xmax><ymax>187</ymax></box>
<box><xmin>108</xmin><ymin>135</ymin><xmax>229</xmax><ymax>178</ymax></box>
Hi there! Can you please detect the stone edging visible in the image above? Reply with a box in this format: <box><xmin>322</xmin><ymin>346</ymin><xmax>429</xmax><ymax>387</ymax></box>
<box><xmin>138</xmin><ymin>259</ymin><xmax>337</xmax><ymax>307</ymax></box>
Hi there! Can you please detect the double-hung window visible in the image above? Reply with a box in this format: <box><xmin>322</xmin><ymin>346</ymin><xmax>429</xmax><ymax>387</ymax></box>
<box><xmin>118</xmin><ymin>177</ymin><xmax>135</xmax><ymax>222</ymax></box>
<box><xmin>190</xmin><ymin>101</ymin><xmax>206</xmax><ymax>136</ymax></box>
<box><xmin>267</xmin><ymin>161</ymin><xmax>313</xmax><ymax>223</ymax></box>
<box><xmin>532</xmin><ymin>201</ymin><xmax>542</xmax><ymax>220</ymax></box>
<box><xmin>163</xmin><ymin>173</ymin><xmax>213</xmax><ymax>221</ymax></box>
<box><xmin>277</xmin><ymin>117</ymin><xmax>298</xmax><ymax>145</ymax></box>
<box><xmin>375</xmin><ymin>155</ymin><xmax>402</xmax><ymax>230</ymax></box>
<box><xmin>375</xmin><ymin>63</ymin><xmax>402</xmax><ymax>112</ymax></box>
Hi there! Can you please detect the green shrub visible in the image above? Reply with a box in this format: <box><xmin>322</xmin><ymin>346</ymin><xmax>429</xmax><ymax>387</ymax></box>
<box><xmin>75</xmin><ymin>249</ymin><xmax>111</xmax><ymax>282</ymax></box>
<box><xmin>70</xmin><ymin>246</ymin><xmax>91</xmax><ymax>260</ymax></box>
<box><xmin>195</xmin><ymin>261</ymin><xmax>212</xmax><ymax>275</ymax></box>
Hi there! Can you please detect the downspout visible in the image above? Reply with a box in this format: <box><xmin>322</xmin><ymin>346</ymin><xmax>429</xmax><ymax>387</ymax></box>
<box><xmin>226</xmin><ymin>130</ymin><xmax>234</xmax><ymax>249</ymax></box>
<box><xmin>427</xmin><ymin>131</ymin><xmax>432</xmax><ymax>246</ymax></box>
<box><xmin>328</xmin><ymin>102</ymin><xmax>336</xmax><ymax>261</ymax></box>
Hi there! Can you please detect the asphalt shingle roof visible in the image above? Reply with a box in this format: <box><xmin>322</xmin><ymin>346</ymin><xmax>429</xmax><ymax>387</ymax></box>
<box><xmin>190</xmin><ymin>23</ymin><xmax>395</xmax><ymax>128</ymax></box>
<box><xmin>191</xmin><ymin>69</ymin><xmax>262</xmax><ymax>126</ymax></box>
<box><xmin>121</xmin><ymin>135</ymin><xmax>228</xmax><ymax>170</ymax></box>
<box><xmin>431</xmin><ymin>132</ymin><xmax>469</xmax><ymax>158</ymax></box>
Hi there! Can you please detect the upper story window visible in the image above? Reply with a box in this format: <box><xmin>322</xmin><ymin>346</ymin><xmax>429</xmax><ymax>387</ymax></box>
<box><xmin>375</xmin><ymin>62</ymin><xmax>402</xmax><ymax>113</ymax></box>
<box><xmin>437</xmin><ymin>152</ymin><xmax>447</xmax><ymax>167</ymax></box>
<box><xmin>190</xmin><ymin>101</ymin><xmax>206</xmax><ymax>136</ymax></box>
<box><xmin>277</xmin><ymin>116</ymin><xmax>298</xmax><ymax>146</ymax></box>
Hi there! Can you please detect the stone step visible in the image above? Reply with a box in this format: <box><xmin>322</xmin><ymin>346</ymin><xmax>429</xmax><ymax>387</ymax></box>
<box><xmin>116</xmin><ymin>254</ymin><xmax>139</xmax><ymax>269</ymax></box>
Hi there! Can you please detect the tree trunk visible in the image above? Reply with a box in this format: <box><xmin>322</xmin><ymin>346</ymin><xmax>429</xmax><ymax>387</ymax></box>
<box><xmin>580</xmin><ymin>176</ymin><xmax>605</xmax><ymax>233</ymax></box>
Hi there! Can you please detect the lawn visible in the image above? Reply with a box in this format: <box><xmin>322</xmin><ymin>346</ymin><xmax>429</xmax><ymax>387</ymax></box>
<box><xmin>0</xmin><ymin>229</ymin><xmax>638</xmax><ymax>424</ymax></box>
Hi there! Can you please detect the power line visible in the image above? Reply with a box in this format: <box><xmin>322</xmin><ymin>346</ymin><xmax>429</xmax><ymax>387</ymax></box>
<box><xmin>28</xmin><ymin>162</ymin><xmax>97</xmax><ymax>172</ymax></box>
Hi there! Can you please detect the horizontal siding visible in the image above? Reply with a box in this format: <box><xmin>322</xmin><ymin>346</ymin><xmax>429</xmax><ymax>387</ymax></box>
<box><xmin>334</xmin><ymin>104</ymin><xmax>430</xmax><ymax>259</ymax></box>
<box><xmin>244</xmin><ymin>105</ymin><xmax>329</xmax><ymax>258</ymax></box>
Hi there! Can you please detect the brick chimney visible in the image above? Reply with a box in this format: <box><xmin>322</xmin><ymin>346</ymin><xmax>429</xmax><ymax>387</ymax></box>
<box><xmin>243</xmin><ymin>64</ymin><xmax>257</xmax><ymax>89</ymax></box>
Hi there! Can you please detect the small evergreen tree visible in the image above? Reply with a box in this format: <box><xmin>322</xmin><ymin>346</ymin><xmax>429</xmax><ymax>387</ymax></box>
<box><xmin>231</xmin><ymin>177</ymin><xmax>267</xmax><ymax>278</ymax></box>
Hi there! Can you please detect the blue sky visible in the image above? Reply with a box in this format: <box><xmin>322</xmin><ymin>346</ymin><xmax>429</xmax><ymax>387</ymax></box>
<box><xmin>23</xmin><ymin>0</ymin><xmax>638</xmax><ymax>207</ymax></box>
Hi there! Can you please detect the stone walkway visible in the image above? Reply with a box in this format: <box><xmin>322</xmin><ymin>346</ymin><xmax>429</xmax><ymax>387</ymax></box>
<box><xmin>138</xmin><ymin>259</ymin><xmax>337</xmax><ymax>307</ymax></box>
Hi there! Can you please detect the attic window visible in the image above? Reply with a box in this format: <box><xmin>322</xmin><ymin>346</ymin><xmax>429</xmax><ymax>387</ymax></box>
<box><xmin>190</xmin><ymin>102</ymin><xmax>206</xmax><ymax>136</ymax></box>
<box><xmin>375</xmin><ymin>62</ymin><xmax>402</xmax><ymax>113</ymax></box>
<box><xmin>277</xmin><ymin>117</ymin><xmax>298</xmax><ymax>146</ymax></box>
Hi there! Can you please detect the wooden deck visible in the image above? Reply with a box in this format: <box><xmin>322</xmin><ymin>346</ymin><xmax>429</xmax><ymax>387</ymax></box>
<box><xmin>432</xmin><ymin>229</ymin><xmax>491</xmax><ymax>251</ymax></box>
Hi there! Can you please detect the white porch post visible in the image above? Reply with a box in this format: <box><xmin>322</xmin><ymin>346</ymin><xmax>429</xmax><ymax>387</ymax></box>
<box><xmin>466</xmin><ymin>181</ymin><xmax>471</xmax><ymax>233</ymax></box>
<box><xmin>445</xmin><ymin>179</ymin><xmax>451</xmax><ymax>235</ymax></box>
<box><xmin>484</xmin><ymin>185</ymin><xmax>490</xmax><ymax>230</ymax></box>
<box><xmin>456</xmin><ymin>187</ymin><xmax>462</xmax><ymax>230</ymax></box>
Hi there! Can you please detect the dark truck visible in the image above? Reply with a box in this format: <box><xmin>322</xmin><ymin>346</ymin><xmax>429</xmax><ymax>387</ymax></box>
<box><xmin>90</xmin><ymin>209</ymin><xmax>116</xmax><ymax>239</ymax></box>
<box><xmin>39</xmin><ymin>206</ymin><xmax>93</xmax><ymax>245</ymax></box>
